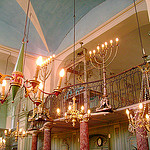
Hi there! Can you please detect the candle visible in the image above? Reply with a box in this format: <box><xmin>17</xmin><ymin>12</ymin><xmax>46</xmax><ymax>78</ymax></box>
<box><xmin>126</xmin><ymin>109</ymin><xmax>130</xmax><ymax>119</ymax></box>
<box><xmin>34</xmin><ymin>56</ymin><xmax>43</xmax><ymax>80</ymax></box>
<box><xmin>0</xmin><ymin>137</ymin><xmax>2</xmax><ymax>143</ymax></box>
<box><xmin>97</xmin><ymin>45</ymin><xmax>100</xmax><ymax>52</ymax></box>
<box><xmin>37</xmin><ymin>82</ymin><xmax>43</xmax><ymax>99</ymax></box>
<box><xmin>146</xmin><ymin>114</ymin><xmax>149</xmax><ymax>121</ymax></box>
<box><xmin>65</xmin><ymin>112</ymin><xmax>67</xmax><ymax>119</ymax></box>
<box><xmin>57</xmin><ymin>69</ymin><xmax>65</xmax><ymax>89</ymax></box>
<box><xmin>4</xmin><ymin>130</ymin><xmax>7</xmax><ymax>136</ymax></box>
<box><xmin>22</xmin><ymin>131</ymin><xmax>26</xmax><ymax>137</ymax></box>
<box><xmin>2</xmin><ymin>139</ymin><xmax>6</xmax><ymax>144</ymax></box>
<box><xmin>89</xmin><ymin>51</ymin><xmax>92</xmax><ymax>57</ymax></box>
<box><xmin>19</xmin><ymin>128</ymin><xmax>22</xmax><ymax>135</ymax></box>
<box><xmin>115</xmin><ymin>38</ymin><xmax>119</xmax><ymax>45</ymax></box>
<box><xmin>2</xmin><ymin>80</ymin><xmax>6</xmax><ymax>96</ymax></box>
<box><xmin>81</xmin><ymin>106</ymin><xmax>84</xmax><ymax>113</ymax></box>
<box><xmin>110</xmin><ymin>40</ymin><xmax>113</xmax><ymax>46</ymax></box>
<box><xmin>104</xmin><ymin>42</ymin><xmax>108</xmax><ymax>48</ymax></box>
<box><xmin>139</xmin><ymin>103</ymin><xmax>143</xmax><ymax>109</ymax></box>
<box><xmin>57</xmin><ymin>108</ymin><xmax>60</xmax><ymax>116</ymax></box>
<box><xmin>93</xmin><ymin>50</ymin><xmax>96</xmax><ymax>56</ymax></box>
<box><xmin>102</xmin><ymin>44</ymin><xmax>104</xmax><ymax>50</ymax></box>
<box><xmin>87</xmin><ymin>109</ymin><xmax>91</xmax><ymax>117</ymax></box>
<box><xmin>68</xmin><ymin>105</ymin><xmax>71</xmax><ymax>111</ymax></box>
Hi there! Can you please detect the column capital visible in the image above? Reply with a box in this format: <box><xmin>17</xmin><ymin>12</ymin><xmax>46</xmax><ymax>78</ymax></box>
<box><xmin>32</xmin><ymin>130</ymin><xmax>40</xmax><ymax>136</ymax></box>
<box><xmin>43</xmin><ymin>121</ymin><xmax>53</xmax><ymax>130</ymax></box>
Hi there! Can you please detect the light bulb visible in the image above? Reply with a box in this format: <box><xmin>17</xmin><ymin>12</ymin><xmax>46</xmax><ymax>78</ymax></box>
<box><xmin>22</xmin><ymin>131</ymin><xmax>26</xmax><ymax>137</ymax></box>
<box><xmin>110</xmin><ymin>40</ymin><xmax>113</xmax><ymax>46</ymax></box>
<box><xmin>97</xmin><ymin>45</ymin><xmax>100</xmax><ymax>50</ymax></box>
<box><xmin>146</xmin><ymin>114</ymin><xmax>149</xmax><ymax>120</ymax></box>
<box><xmin>139</xmin><ymin>103</ymin><xmax>143</xmax><ymax>109</ymax></box>
<box><xmin>81</xmin><ymin>106</ymin><xmax>84</xmax><ymax>111</ymax></box>
<box><xmin>88</xmin><ymin>109</ymin><xmax>91</xmax><ymax>115</ymax></box>
<box><xmin>4</xmin><ymin>130</ymin><xmax>7</xmax><ymax>135</ymax></box>
<box><xmin>126</xmin><ymin>109</ymin><xmax>129</xmax><ymax>115</ymax></box>
<box><xmin>2</xmin><ymin>139</ymin><xmax>6</xmax><ymax>144</ymax></box>
<box><xmin>93</xmin><ymin>50</ymin><xmax>96</xmax><ymax>55</ymax></box>
<box><xmin>19</xmin><ymin>128</ymin><xmax>22</xmax><ymax>133</ymax></box>
<box><xmin>52</xmin><ymin>54</ymin><xmax>55</xmax><ymax>58</ymax></box>
<box><xmin>89</xmin><ymin>51</ymin><xmax>92</xmax><ymax>56</ymax></box>
<box><xmin>2</xmin><ymin>80</ymin><xmax>6</xmax><ymax>87</ymax></box>
<box><xmin>115</xmin><ymin>38</ymin><xmax>119</xmax><ymax>42</ymax></box>
<box><xmin>57</xmin><ymin>108</ymin><xmax>60</xmax><ymax>114</ymax></box>
<box><xmin>65</xmin><ymin>112</ymin><xmax>67</xmax><ymax>116</ymax></box>
<box><xmin>39</xmin><ymin>82</ymin><xmax>43</xmax><ymax>90</ymax></box>
<box><xmin>36</xmin><ymin>56</ymin><xmax>43</xmax><ymax>66</ymax></box>
<box><xmin>59</xmin><ymin>69</ymin><xmax>65</xmax><ymax>77</ymax></box>
<box><xmin>68</xmin><ymin>105</ymin><xmax>71</xmax><ymax>110</ymax></box>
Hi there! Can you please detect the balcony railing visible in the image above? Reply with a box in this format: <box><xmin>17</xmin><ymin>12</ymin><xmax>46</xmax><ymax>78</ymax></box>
<box><xmin>44</xmin><ymin>63</ymin><xmax>149</xmax><ymax>119</ymax></box>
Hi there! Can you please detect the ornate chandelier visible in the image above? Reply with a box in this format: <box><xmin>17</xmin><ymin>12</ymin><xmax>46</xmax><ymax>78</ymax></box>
<box><xmin>4</xmin><ymin>122</ymin><xmax>27</xmax><ymax>142</ymax></box>
<box><xmin>126</xmin><ymin>63</ymin><xmax>150</xmax><ymax>134</ymax></box>
<box><xmin>0</xmin><ymin>137</ymin><xmax>6</xmax><ymax>149</ymax></box>
<box><xmin>126</xmin><ymin>103</ymin><xmax>150</xmax><ymax>133</ymax></box>
<box><xmin>57</xmin><ymin>97</ymin><xmax>91</xmax><ymax>127</ymax></box>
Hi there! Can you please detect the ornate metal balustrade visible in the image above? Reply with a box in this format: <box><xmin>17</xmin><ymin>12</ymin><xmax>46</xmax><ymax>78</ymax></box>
<box><xmin>43</xmin><ymin>63</ymin><xmax>148</xmax><ymax>119</ymax></box>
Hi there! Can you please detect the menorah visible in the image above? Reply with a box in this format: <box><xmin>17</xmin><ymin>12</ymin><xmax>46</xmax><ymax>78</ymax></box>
<box><xmin>24</xmin><ymin>55</ymin><xmax>55</xmax><ymax>106</ymax></box>
<box><xmin>26</xmin><ymin>55</ymin><xmax>57</xmax><ymax>130</ymax></box>
<box><xmin>89</xmin><ymin>38</ymin><xmax>119</xmax><ymax>112</ymax></box>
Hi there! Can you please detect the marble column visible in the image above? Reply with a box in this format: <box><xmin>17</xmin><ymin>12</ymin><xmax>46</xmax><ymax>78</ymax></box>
<box><xmin>136</xmin><ymin>126</ymin><xmax>149</xmax><ymax>150</ymax></box>
<box><xmin>43</xmin><ymin>122</ymin><xmax>53</xmax><ymax>150</ymax></box>
<box><xmin>80</xmin><ymin>121</ymin><xmax>89</xmax><ymax>150</ymax></box>
<box><xmin>31</xmin><ymin>131</ymin><xmax>38</xmax><ymax>150</ymax></box>
<box><xmin>135</xmin><ymin>110</ymin><xmax>149</xmax><ymax>150</ymax></box>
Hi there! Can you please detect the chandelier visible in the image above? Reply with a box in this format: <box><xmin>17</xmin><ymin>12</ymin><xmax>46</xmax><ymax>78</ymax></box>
<box><xmin>0</xmin><ymin>137</ymin><xmax>6</xmax><ymax>149</ymax></box>
<box><xmin>125</xmin><ymin>0</ymin><xmax>150</xmax><ymax>135</ymax></box>
<box><xmin>126</xmin><ymin>63</ymin><xmax>150</xmax><ymax>134</ymax></box>
<box><xmin>24</xmin><ymin>55</ymin><xmax>55</xmax><ymax>106</ymax></box>
<box><xmin>126</xmin><ymin>103</ymin><xmax>150</xmax><ymax>133</ymax></box>
<box><xmin>57</xmin><ymin>97</ymin><xmax>91</xmax><ymax>127</ymax></box>
<box><xmin>89</xmin><ymin>38</ymin><xmax>119</xmax><ymax>112</ymax></box>
<box><xmin>27</xmin><ymin>57</ymin><xmax>64</xmax><ymax>131</ymax></box>
<box><xmin>4</xmin><ymin>122</ymin><xmax>27</xmax><ymax>142</ymax></box>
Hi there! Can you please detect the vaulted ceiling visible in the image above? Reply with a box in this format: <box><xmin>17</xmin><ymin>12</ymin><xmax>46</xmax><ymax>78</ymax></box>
<box><xmin>0</xmin><ymin>0</ymin><xmax>135</xmax><ymax>56</ymax></box>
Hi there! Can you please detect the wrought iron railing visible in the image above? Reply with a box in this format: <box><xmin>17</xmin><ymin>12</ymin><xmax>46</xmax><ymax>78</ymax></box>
<box><xmin>44</xmin><ymin>63</ymin><xmax>147</xmax><ymax>118</ymax></box>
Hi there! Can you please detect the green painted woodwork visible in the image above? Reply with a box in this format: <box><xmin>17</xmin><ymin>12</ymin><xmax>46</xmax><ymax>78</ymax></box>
<box><xmin>0</xmin><ymin>103</ymin><xmax>7</xmax><ymax>128</ymax></box>
<box><xmin>13</xmin><ymin>42</ymin><xmax>24</xmax><ymax>72</ymax></box>
<box><xmin>12</xmin><ymin>42</ymin><xmax>24</xmax><ymax>100</ymax></box>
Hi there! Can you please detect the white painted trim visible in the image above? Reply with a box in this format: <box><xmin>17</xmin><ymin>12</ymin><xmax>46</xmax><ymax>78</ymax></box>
<box><xmin>56</xmin><ymin>0</ymin><xmax>147</xmax><ymax>59</ymax></box>
<box><xmin>145</xmin><ymin>0</ymin><xmax>150</xmax><ymax>22</ymax></box>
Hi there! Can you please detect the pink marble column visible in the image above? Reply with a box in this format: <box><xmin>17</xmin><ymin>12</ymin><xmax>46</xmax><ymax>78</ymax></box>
<box><xmin>80</xmin><ymin>121</ymin><xmax>89</xmax><ymax>150</ymax></box>
<box><xmin>31</xmin><ymin>131</ymin><xmax>38</xmax><ymax>150</ymax></box>
<box><xmin>43</xmin><ymin>122</ymin><xmax>53</xmax><ymax>150</ymax></box>
<box><xmin>135</xmin><ymin>111</ymin><xmax>149</xmax><ymax>150</ymax></box>
<box><xmin>136</xmin><ymin>126</ymin><xmax>149</xmax><ymax>150</ymax></box>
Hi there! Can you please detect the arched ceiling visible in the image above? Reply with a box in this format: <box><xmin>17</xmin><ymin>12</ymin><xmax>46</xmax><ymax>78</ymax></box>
<box><xmin>0</xmin><ymin>0</ymin><xmax>134</xmax><ymax>56</ymax></box>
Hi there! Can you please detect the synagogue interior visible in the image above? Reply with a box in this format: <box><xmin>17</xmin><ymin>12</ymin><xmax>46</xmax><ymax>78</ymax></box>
<box><xmin>0</xmin><ymin>0</ymin><xmax>150</xmax><ymax>150</ymax></box>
